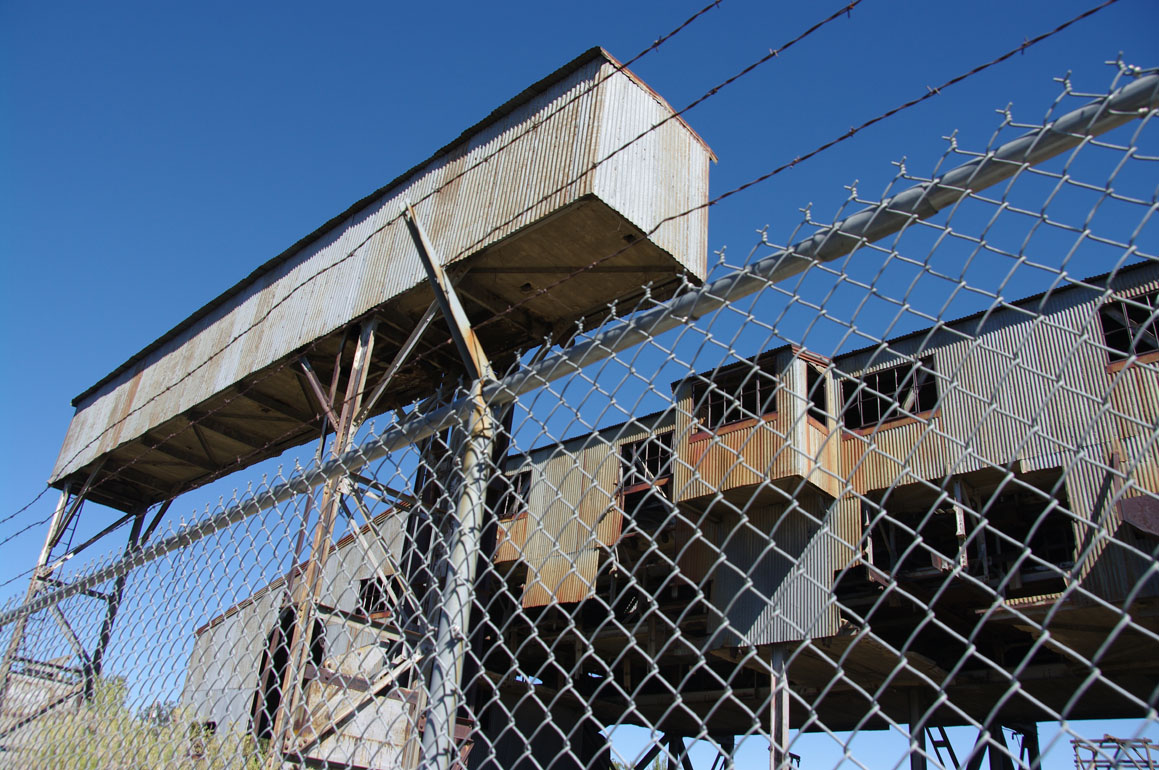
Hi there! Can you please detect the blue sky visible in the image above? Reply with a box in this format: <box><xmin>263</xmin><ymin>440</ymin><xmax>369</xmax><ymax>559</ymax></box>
<box><xmin>1</xmin><ymin>1</ymin><xmax>1157</xmax><ymax>766</ymax></box>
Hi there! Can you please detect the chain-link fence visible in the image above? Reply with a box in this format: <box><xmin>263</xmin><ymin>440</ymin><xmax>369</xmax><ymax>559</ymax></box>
<box><xmin>1</xmin><ymin>61</ymin><xmax>1157</xmax><ymax>770</ymax></box>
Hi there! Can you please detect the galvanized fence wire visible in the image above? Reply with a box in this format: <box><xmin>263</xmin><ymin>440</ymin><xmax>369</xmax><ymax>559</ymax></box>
<box><xmin>1</xmin><ymin>61</ymin><xmax>1158</xmax><ymax>770</ymax></box>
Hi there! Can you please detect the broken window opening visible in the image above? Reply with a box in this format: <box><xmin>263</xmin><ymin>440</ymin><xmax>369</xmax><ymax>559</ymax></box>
<box><xmin>806</xmin><ymin>364</ymin><xmax>829</xmax><ymax>425</ymax></box>
<box><xmin>496</xmin><ymin>469</ymin><xmax>532</xmax><ymax>521</ymax></box>
<box><xmin>357</xmin><ymin>575</ymin><xmax>409</xmax><ymax>619</ymax></box>
<box><xmin>842</xmin><ymin>358</ymin><xmax>937</xmax><ymax>431</ymax></box>
<box><xmin>620</xmin><ymin>431</ymin><xmax>674</xmax><ymax>490</ymax></box>
<box><xmin>1099</xmin><ymin>289</ymin><xmax>1159</xmax><ymax>361</ymax></box>
<box><xmin>695</xmin><ymin>366</ymin><xmax>780</xmax><ymax>431</ymax></box>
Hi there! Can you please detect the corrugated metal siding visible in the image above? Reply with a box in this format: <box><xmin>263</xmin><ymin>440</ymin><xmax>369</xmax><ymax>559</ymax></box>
<box><xmin>181</xmin><ymin>589</ymin><xmax>282</xmax><ymax>729</ymax></box>
<box><xmin>706</xmin><ymin>492</ymin><xmax>841</xmax><ymax>647</ymax></box>
<box><xmin>592</xmin><ymin>64</ymin><xmax>710</xmax><ymax>279</ymax></box>
<box><xmin>513</xmin><ymin>412</ymin><xmax>675</xmax><ymax>606</ymax></box>
<box><xmin>53</xmin><ymin>53</ymin><xmax>711</xmax><ymax>483</ymax></box>
<box><xmin>834</xmin><ymin>264</ymin><xmax>1159</xmax><ymax>604</ymax></box>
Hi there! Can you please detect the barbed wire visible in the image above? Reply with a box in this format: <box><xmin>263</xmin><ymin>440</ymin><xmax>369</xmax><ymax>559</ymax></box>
<box><xmin>0</xmin><ymin>0</ymin><xmax>1124</xmax><ymax>586</ymax></box>
<box><xmin>416</xmin><ymin>0</ymin><xmax>1128</xmax><ymax>352</ymax></box>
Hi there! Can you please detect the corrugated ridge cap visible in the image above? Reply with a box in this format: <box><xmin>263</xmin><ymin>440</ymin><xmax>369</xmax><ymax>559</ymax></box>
<box><xmin>72</xmin><ymin>46</ymin><xmax>714</xmax><ymax>407</ymax></box>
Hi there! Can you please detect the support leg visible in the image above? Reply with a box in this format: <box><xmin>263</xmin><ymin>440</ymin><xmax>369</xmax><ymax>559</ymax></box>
<box><xmin>1008</xmin><ymin>722</ymin><xmax>1040</xmax><ymax>769</ymax></box>
<box><xmin>769</xmin><ymin>645</ymin><xmax>790</xmax><ymax>770</ymax></box>
<box><xmin>419</xmin><ymin>379</ymin><xmax>495</xmax><ymax>770</ymax></box>
<box><xmin>0</xmin><ymin>487</ymin><xmax>72</xmax><ymax>709</ymax></box>
<box><xmin>265</xmin><ymin>320</ymin><xmax>378</xmax><ymax>768</ymax></box>
<box><xmin>909</xmin><ymin>689</ymin><xmax>928</xmax><ymax>770</ymax></box>
<box><xmin>86</xmin><ymin>508</ymin><xmax>147</xmax><ymax>699</ymax></box>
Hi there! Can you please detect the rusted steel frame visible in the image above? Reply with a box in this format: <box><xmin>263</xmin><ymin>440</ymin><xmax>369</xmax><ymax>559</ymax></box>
<box><xmin>266</xmin><ymin>319</ymin><xmax>377</xmax><ymax>767</ymax></box>
<box><xmin>347</xmin><ymin>472</ymin><xmax>416</xmax><ymax>507</ymax></box>
<box><xmin>49</xmin><ymin>605</ymin><xmax>91</xmax><ymax>669</ymax></box>
<box><xmin>8</xmin><ymin>72</ymin><xmax>1157</xmax><ymax>637</ymax></box>
<box><xmin>40</xmin><ymin>577</ymin><xmax>110</xmax><ymax>602</ymax></box>
<box><xmin>44</xmin><ymin>511</ymin><xmax>136</xmax><ymax>575</ymax></box>
<box><xmin>299</xmin><ymin>357</ymin><xmax>342</xmax><ymax>433</ymax></box>
<box><xmin>86</xmin><ymin>507</ymin><xmax>147</xmax><ymax>699</ymax></box>
<box><xmin>138</xmin><ymin>498</ymin><xmax>174</xmax><ymax>546</ymax></box>
<box><xmin>45</xmin><ymin>461</ymin><xmax>105</xmax><ymax>558</ymax></box>
<box><xmin>356</xmin><ymin>298</ymin><xmax>441</xmax><ymax>426</ymax></box>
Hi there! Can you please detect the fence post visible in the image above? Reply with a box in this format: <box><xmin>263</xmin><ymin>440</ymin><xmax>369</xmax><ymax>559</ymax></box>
<box><xmin>420</xmin><ymin>378</ymin><xmax>494</xmax><ymax>770</ymax></box>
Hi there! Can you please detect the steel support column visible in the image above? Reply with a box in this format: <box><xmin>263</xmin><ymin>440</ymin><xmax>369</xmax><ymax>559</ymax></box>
<box><xmin>418</xmin><ymin>378</ymin><xmax>494</xmax><ymax>770</ymax></box>
<box><xmin>86</xmin><ymin>507</ymin><xmax>148</xmax><ymax>698</ymax></box>
<box><xmin>769</xmin><ymin>645</ymin><xmax>791</xmax><ymax>770</ymax></box>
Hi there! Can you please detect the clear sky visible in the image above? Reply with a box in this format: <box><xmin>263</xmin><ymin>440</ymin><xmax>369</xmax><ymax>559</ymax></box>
<box><xmin>1</xmin><ymin>1</ymin><xmax>1157</xmax><ymax>767</ymax></box>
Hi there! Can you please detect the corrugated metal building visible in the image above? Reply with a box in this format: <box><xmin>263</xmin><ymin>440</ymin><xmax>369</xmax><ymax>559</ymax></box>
<box><xmin>183</xmin><ymin>262</ymin><xmax>1159</xmax><ymax>752</ymax></box>
<box><xmin>50</xmin><ymin>46</ymin><xmax>713</xmax><ymax>513</ymax></box>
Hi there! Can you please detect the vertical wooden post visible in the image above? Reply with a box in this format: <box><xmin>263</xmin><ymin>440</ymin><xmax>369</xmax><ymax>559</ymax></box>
<box><xmin>769</xmin><ymin>645</ymin><xmax>790</xmax><ymax>770</ymax></box>
<box><xmin>908</xmin><ymin>689</ymin><xmax>927</xmax><ymax>770</ymax></box>
<box><xmin>0</xmin><ymin>487</ymin><xmax>72</xmax><ymax>708</ymax></box>
<box><xmin>265</xmin><ymin>320</ymin><xmax>377</xmax><ymax>767</ymax></box>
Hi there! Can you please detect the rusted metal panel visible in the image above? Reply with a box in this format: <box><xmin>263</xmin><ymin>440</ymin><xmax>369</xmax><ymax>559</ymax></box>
<box><xmin>494</xmin><ymin>516</ymin><xmax>527</xmax><ymax>564</ymax></box>
<box><xmin>51</xmin><ymin>47</ymin><xmax>713</xmax><ymax>495</ymax></box>
<box><xmin>522</xmin><ymin>551</ymin><xmax>599</xmax><ymax>607</ymax></box>
<box><xmin>511</xmin><ymin>411</ymin><xmax>675</xmax><ymax>606</ymax></box>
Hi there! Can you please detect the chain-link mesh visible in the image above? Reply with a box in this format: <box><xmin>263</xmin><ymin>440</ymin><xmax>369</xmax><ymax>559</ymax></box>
<box><xmin>1</xmin><ymin>62</ymin><xmax>1157</xmax><ymax>770</ymax></box>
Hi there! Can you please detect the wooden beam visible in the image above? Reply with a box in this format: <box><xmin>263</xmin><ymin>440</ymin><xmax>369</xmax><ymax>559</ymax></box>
<box><xmin>183</xmin><ymin>410</ymin><xmax>273</xmax><ymax>451</ymax></box>
<box><xmin>46</xmin><ymin>512</ymin><xmax>137</xmax><ymax>574</ymax></box>
<box><xmin>356</xmin><ymin>299</ymin><xmax>441</xmax><ymax>425</ymax></box>
<box><xmin>189</xmin><ymin>424</ymin><xmax>219</xmax><ymax>468</ymax></box>
<box><xmin>236</xmin><ymin>383</ymin><xmax>318</xmax><ymax>425</ymax></box>
<box><xmin>139</xmin><ymin>499</ymin><xmax>174</xmax><ymax>545</ymax></box>
<box><xmin>297</xmin><ymin>359</ymin><xmax>341</xmax><ymax>433</ymax></box>
<box><xmin>404</xmin><ymin>203</ymin><xmax>493</xmax><ymax>380</ymax></box>
<box><xmin>374</xmin><ymin>314</ymin><xmax>464</xmax><ymax>374</ymax></box>
<box><xmin>140</xmin><ymin>431</ymin><xmax>218</xmax><ymax>473</ymax></box>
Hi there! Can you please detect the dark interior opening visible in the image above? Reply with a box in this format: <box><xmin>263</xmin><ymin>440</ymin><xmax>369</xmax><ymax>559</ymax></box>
<box><xmin>866</xmin><ymin>473</ymin><xmax>1076</xmax><ymax>597</ymax></box>
<box><xmin>250</xmin><ymin>607</ymin><xmax>325</xmax><ymax>742</ymax></box>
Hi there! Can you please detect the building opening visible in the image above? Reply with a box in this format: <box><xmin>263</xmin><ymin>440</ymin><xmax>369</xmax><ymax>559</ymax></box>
<box><xmin>250</xmin><ymin>607</ymin><xmax>325</xmax><ymax>742</ymax></box>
